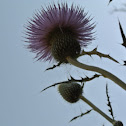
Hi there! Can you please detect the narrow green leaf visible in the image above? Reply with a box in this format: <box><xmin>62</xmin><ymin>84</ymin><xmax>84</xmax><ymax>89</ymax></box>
<box><xmin>69</xmin><ymin>109</ymin><xmax>92</xmax><ymax>122</ymax></box>
<box><xmin>106</xmin><ymin>84</ymin><xmax>115</xmax><ymax>120</ymax></box>
<box><xmin>118</xmin><ymin>20</ymin><xmax>126</xmax><ymax>48</ymax></box>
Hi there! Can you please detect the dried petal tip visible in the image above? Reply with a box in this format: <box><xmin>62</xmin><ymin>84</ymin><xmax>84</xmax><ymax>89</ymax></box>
<box><xmin>113</xmin><ymin>121</ymin><xmax>123</xmax><ymax>126</ymax></box>
<box><xmin>25</xmin><ymin>3</ymin><xmax>95</xmax><ymax>62</ymax></box>
<box><xmin>58</xmin><ymin>83</ymin><xmax>83</xmax><ymax>103</ymax></box>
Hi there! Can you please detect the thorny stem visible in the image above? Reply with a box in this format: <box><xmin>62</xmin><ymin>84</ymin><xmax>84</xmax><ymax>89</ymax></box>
<box><xmin>66</xmin><ymin>57</ymin><xmax>126</xmax><ymax>90</ymax></box>
<box><xmin>80</xmin><ymin>95</ymin><xmax>115</xmax><ymax>124</ymax></box>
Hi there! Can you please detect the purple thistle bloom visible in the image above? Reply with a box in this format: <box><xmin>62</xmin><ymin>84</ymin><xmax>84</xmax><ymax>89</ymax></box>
<box><xmin>25</xmin><ymin>3</ymin><xmax>95</xmax><ymax>62</ymax></box>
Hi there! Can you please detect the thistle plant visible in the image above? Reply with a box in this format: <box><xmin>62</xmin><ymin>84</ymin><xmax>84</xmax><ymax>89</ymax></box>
<box><xmin>25</xmin><ymin>3</ymin><xmax>95</xmax><ymax>62</ymax></box>
<box><xmin>24</xmin><ymin>2</ymin><xmax>125</xmax><ymax>125</ymax></box>
<box><xmin>58</xmin><ymin>82</ymin><xmax>123</xmax><ymax>125</ymax></box>
<box><xmin>25</xmin><ymin>3</ymin><xmax>126</xmax><ymax>90</ymax></box>
<box><xmin>41</xmin><ymin>76</ymin><xmax>123</xmax><ymax>125</ymax></box>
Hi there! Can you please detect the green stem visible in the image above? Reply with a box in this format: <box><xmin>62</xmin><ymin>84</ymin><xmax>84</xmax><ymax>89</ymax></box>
<box><xmin>80</xmin><ymin>95</ymin><xmax>115</xmax><ymax>124</ymax></box>
<box><xmin>66</xmin><ymin>57</ymin><xmax>126</xmax><ymax>90</ymax></box>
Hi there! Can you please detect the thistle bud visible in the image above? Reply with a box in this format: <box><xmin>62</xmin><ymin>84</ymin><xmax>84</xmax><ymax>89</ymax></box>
<box><xmin>113</xmin><ymin>121</ymin><xmax>123</xmax><ymax>126</ymax></box>
<box><xmin>58</xmin><ymin>83</ymin><xmax>83</xmax><ymax>103</ymax></box>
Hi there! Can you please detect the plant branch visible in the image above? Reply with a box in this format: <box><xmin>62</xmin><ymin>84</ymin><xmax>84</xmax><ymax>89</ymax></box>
<box><xmin>80</xmin><ymin>95</ymin><xmax>114</xmax><ymax>124</ymax></box>
<box><xmin>66</xmin><ymin>57</ymin><xmax>126</xmax><ymax>90</ymax></box>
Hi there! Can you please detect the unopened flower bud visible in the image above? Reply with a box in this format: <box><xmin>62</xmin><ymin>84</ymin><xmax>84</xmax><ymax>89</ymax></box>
<box><xmin>113</xmin><ymin>121</ymin><xmax>123</xmax><ymax>126</ymax></box>
<box><xmin>58</xmin><ymin>83</ymin><xmax>83</xmax><ymax>103</ymax></box>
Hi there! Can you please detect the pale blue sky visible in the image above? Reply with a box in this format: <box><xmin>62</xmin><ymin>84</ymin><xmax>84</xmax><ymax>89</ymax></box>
<box><xmin>0</xmin><ymin>0</ymin><xmax>126</xmax><ymax>126</ymax></box>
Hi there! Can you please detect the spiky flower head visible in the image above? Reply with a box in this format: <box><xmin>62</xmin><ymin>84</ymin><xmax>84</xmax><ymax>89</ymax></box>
<box><xmin>25</xmin><ymin>3</ymin><xmax>95</xmax><ymax>62</ymax></box>
<box><xmin>58</xmin><ymin>83</ymin><xmax>83</xmax><ymax>103</ymax></box>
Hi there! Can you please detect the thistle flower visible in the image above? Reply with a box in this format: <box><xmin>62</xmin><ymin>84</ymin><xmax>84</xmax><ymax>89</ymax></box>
<box><xmin>25</xmin><ymin>3</ymin><xmax>95</xmax><ymax>62</ymax></box>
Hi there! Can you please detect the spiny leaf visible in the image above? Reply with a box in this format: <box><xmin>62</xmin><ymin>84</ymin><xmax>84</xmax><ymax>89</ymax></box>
<box><xmin>69</xmin><ymin>109</ymin><xmax>92</xmax><ymax>122</ymax></box>
<box><xmin>118</xmin><ymin>20</ymin><xmax>126</xmax><ymax>48</ymax></box>
<box><xmin>106</xmin><ymin>84</ymin><xmax>114</xmax><ymax>120</ymax></box>
<box><xmin>45</xmin><ymin>62</ymin><xmax>62</xmax><ymax>71</ymax></box>
<box><xmin>41</xmin><ymin>83</ymin><xmax>59</xmax><ymax>92</ymax></box>
<box><xmin>108</xmin><ymin>0</ymin><xmax>113</xmax><ymax>5</ymax></box>
<box><xmin>41</xmin><ymin>74</ymin><xmax>101</xmax><ymax>92</ymax></box>
<box><xmin>80</xmin><ymin>47</ymin><xmax>119</xmax><ymax>64</ymax></box>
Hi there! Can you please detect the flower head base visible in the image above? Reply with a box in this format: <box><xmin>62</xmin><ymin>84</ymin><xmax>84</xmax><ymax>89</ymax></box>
<box><xmin>50</xmin><ymin>28</ymin><xmax>81</xmax><ymax>62</ymax></box>
<box><xmin>25</xmin><ymin>3</ymin><xmax>95</xmax><ymax>62</ymax></box>
<box><xmin>58</xmin><ymin>83</ymin><xmax>83</xmax><ymax>103</ymax></box>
